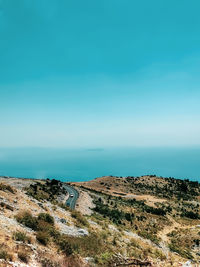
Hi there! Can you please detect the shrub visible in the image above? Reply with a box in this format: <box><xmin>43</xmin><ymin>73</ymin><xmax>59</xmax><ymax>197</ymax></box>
<box><xmin>58</xmin><ymin>203</ymin><xmax>70</xmax><ymax>211</ymax></box>
<box><xmin>154</xmin><ymin>249</ymin><xmax>166</xmax><ymax>260</ymax></box>
<box><xmin>181</xmin><ymin>211</ymin><xmax>199</xmax><ymax>219</ymax></box>
<box><xmin>93</xmin><ymin>201</ymin><xmax>125</xmax><ymax>224</ymax></box>
<box><xmin>26</xmin><ymin>179</ymin><xmax>64</xmax><ymax>202</ymax></box>
<box><xmin>56</xmin><ymin>232</ymin><xmax>105</xmax><ymax>258</ymax></box>
<box><xmin>0</xmin><ymin>183</ymin><xmax>15</xmax><ymax>194</ymax></box>
<box><xmin>138</xmin><ymin>231</ymin><xmax>160</xmax><ymax>245</ymax></box>
<box><xmin>13</xmin><ymin>231</ymin><xmax>31</xmax><ymax>243</ymax></box>
<box><xmin>95</xmin><ymin>252</ymin><xmax>112</xmax><ymax>265</ymax></box>
<box><xmin>0</xmin><ymin>250</ymin><xmax>12</xmax><ymax>261</ymax></box>
<box><xmin>38</xmin><ymin>213</ymin><xmax>54</xmax><ymax>225</ymax></box>
<box><xmin>48</xmin><ymin>228</ymin><xmax>61</xmax><ymax>240</ymax></box>
<box><xmin>40</xmin><ymin>257</ymin><xmax>57</xmax><ymax>267</ymax></box>
<box><xmin>16</xmin><ymin>211</ymin><xmax>38</xmax><ymax>230</ymax></box>
<box><xmin>37</xmin><ymin>220</ymin><xmax>52</xmax><ymax>232</ymax></box>
<box><xmin>36</xmin><ymin>231</ymin><xmax>50</xmax><ymax>246</ymax></box>
<box><xmin>18</xmin><ymin>251</ymin><xmax>29</xmax><ymax>263</ymax></box>
<box><xmin>0</xmin><ymin>202</ymin><xmax>14</xmax><ymax>211</ymax></box>
<box><xmin>168</xmin><ymin>243</ymin><xmax>193</xmax><ymax>259</ymax></box>
<box><xmin>143</xmin><ymin>206</ymin><xmax>166</xmax><ymax>216</ymax></box>
<box><xmin>57</xmin><ymin>238</ymin><xmax>74</xmax><ymax>256</ymax></box>
<box><xmin>71</xmin><ymin>210</ymin><xmax>89</xmax><ymax>227</ymax></box>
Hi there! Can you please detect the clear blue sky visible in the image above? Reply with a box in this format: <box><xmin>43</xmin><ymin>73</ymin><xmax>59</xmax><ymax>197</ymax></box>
<box><xmin>0</xmin><ymin>0</ymin><xmax>200</xmax><ymax>147</ymax></box>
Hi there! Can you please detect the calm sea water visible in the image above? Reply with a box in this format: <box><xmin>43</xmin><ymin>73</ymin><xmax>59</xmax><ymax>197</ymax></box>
<box><xmin>0</xmin><ymin>147</ymin><xmax>199</xmax><ymax>182</ymax></box>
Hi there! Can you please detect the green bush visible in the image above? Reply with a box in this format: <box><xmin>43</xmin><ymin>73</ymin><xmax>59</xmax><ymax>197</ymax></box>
<box><xmin>26</xmin><ymin>179</ymin><xmax>65</xmax><ymax>202</ymax></box>
<box><xmin>0</xmin><ymin>250</ymin><xmax>12</xmax><ymax>261</ymax></box>
<box><xmin>38</xmin><ymin>213</ymin><xmax>54</xmax><ymax>225</ymax></box>
<box><xmin>93</xmin><ymin>200</ymin><xmax>134</xmax><ymax>224</ymax></box>
<box><xmin>16</xmin><ymin>211</ymin><xmax>38</xmax><ymax>230</ymax></box>
<box><xmin>13</xmin><ymin>231</ymin><xmax>31</xmax><ymax>243</ymax></box>
<box><xmin>71</xmin><ymin>210</ymin><xmax>89</xmax><ymax>227</ymax></box>
<box><xmin>36</xmin><ymin>231</ymin><xmax>50</xmax><ymax>246</ymax></box>
<box><xmin>181</xmin><ymin>211</ymin><xmax>199</xmax><ymax>219</ymax></box>
<box><xmin>48</xmin><ymin>227</ymin><xmax>61</xmax><ymax>240</ymax></box>
<box><xmin>57</xmin><ymin>238</ymin><xmax>74</xmax><ymax>256</ymax></box>
<box><xmin>138</xmin><ymin>230</ymin><xmax>160</xmax><ymax>245</ymax></box>
<box><xmin>0</xmin><ymin>183</ymin><xmax>15</xmax><ymax>194</ymax></box>
<box><xmin>16</xmin><ymin>211</ymin><xmax>61</xmax><ymax>248</ymax></box>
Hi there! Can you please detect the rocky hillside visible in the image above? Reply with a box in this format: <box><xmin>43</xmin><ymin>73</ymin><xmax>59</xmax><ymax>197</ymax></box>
<box><xmin>73</xmin><ymin>175</ymin><xmax>200</xmax><ymax>266</ymax></box>
<box><xmin>0</xmin><ymin>177</ymin><xmax>89</xmax><ymax>267</ymax></box>
<box><xmin>0</xmin><ymin>175</ymin><xmax>199</xmax><ymax>267</ymax></box>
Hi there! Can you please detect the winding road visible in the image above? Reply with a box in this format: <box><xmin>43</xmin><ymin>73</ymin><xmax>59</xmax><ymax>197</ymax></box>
<box><xmin>63</xmin><ymin>184</ymin><xmax>79</xmax><ymax>210</ymax></box>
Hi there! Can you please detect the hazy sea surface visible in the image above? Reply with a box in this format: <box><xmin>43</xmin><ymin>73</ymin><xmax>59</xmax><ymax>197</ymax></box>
<box><xmin>0</xmin><ymin>147</ymin><xmax>199</xmax><ymax>182</ymax></box>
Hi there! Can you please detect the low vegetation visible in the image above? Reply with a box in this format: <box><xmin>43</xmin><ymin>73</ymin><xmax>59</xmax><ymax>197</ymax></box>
<box><xmin>25</xmin><ymin>179</ymin><xmax>66</xmax><ymax>202</ymax></box>
<box><xmin>18</xmin><ymin>251</ymin><xmax>30</xmax><ymax>263</ymax></box>
<box><xmin>167</xmin><ymin>228</ymin><xmax>199</xmax><ymax>259</ymax></box>
<box><xmin>92</xmin><ymin>196</ymin><xmax>169</xmax><ymax>244</ymax></box>
<box><xmin>0</xmin><ymin>182</ymin><xmax>15</xmax><ymax>194</ymax></box>
<box><xmin>36</xmin><ymin>231</ymin><xmax>50</xmax><ymax>246</ymax></box>
<box><xmin>83</xmin><ymin>175</ymin><xmax>200</xmax><ymax>262</ymax></box>
<box><xmin>16</xmin><ymin>211</ymin><xmax>38</xmax><ymax>230</ymax></box>
<box><xmin>15</xmin><ymin>210</ymin><xmax>114</xmax><ymax>266</ymax></box>
<box><xmin>0</xmin><ymin>249</ymin><xmax>12</xmax><ymax>261</ymax></box>
<box><xmin>126</xmin><ymin>176</ymin><xmax>200</xmax><ymax>201</ymax></box>
<box><xmin>13</xmin><ymin>231</ymin><xmax>31</xmax><ymax>243</ymax></box>
<box><xmin>71</xmin><ymin>210</ymin><xmax>89</xmax><ymax>227</ymax></box>
<box><xmin>0</xmin><ymin>175</ymin><xmax>199</xmax><ymax>266</ymax></box>
<box><xmin>79</xmin><ymin>175</ymin><xmax>200</xmax><ymax>201</ymax></box>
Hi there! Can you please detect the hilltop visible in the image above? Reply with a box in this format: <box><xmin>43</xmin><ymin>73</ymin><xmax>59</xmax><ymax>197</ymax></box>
<box><xmin>74</xmin><ymin>175</ymin><xmax>199</xmax><ymax>201</ymax></box>
<box><xmin>0</xmin><ymin>175</ymin><xmax>199</xmax><ymax>267</ymax></box>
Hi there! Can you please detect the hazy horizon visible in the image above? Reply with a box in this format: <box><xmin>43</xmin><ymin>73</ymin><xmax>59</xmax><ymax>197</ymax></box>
<box><xmin>0</xmin><ymin>147</ymin><xmax>200</xmax><ymax>182</ymax></box>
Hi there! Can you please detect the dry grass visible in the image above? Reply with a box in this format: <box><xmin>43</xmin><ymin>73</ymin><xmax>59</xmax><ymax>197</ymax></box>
<box><xmin>13</xmin><ymin>231</ymin><xmax>32</xmax><ymax>244</ymax></box>
<box><xmin>71</xmin><ymin>210</ymin><xmax>89</xmax><ymax>227</ymax></box>
<box><xmin>37</xmin><ymin>250</ymin><xmax>89</xmax><ymax>267</ymax></box>
<box><xmin>0</xmin><ymin>176</ymin><xmax>198</xmax><ymax>266</ymax></box>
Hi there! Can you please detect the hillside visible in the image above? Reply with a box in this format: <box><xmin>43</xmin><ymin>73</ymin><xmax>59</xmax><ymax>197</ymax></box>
<box><xmin>72</xmin><ymin>175</ymin><xmax>200</xmax><ymax>266</ymax></box>
<box><xmin>0</xmin><ymin>175</ymin><xmax>199</xmax><ymax>267</ymax></box>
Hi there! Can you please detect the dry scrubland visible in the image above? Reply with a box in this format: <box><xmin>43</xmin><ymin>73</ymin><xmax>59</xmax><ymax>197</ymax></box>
<box><xmin>0</xmin><ymin>175</ymin><xmax>199</xmax><ymax>267</ymax></box>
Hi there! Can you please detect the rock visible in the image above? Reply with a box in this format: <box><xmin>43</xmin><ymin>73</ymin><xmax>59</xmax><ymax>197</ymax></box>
<box><xmin>77</xmin><ymin>229</ymin><xmax>89</xmax><ymax>236</ymax></box>
<box><xmin>182</xmin><ymin>260</ymin><xmax>192</xmax><ymax>267</ymax></box>
<box><xmin>58</xmin><ymin>223</ymin><xmax>89</xmax><ymax>237</ymax></box>
<box><xmin>60</xmin><ymin>218</ymin><xmax>67</xmax><ymax>224</ymax></box>
<box><xmin>88</xmin><ymin>219</ymin><xmax>98</xmax><ymax>225</ymax></box>
<box><xmin>54</xmin><ymin>216</ymin><xmax>67</xmax><ymax>224</ymax></box>
<box><xmin>108</xmin><ymin>224</ymin><xmax>118</xmax><ymax>232</ymax></box>
<box><xmin>84</xmin><ymin>257</ymin><xmax>94</xmax><ymax>264</ymax></box>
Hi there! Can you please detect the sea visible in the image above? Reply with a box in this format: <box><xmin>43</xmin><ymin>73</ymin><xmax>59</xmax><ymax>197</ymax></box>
<box><xmin>0</xmin><ymin>147</ymin><xmax>199</xmax><ymax>183</ymax></box>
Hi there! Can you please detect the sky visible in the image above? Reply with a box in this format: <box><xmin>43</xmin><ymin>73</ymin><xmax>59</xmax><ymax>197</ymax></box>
<box><xmin>0</xmin><ymin>0</ymin><xmax>200</xmax><ymax>148</ymax></box>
